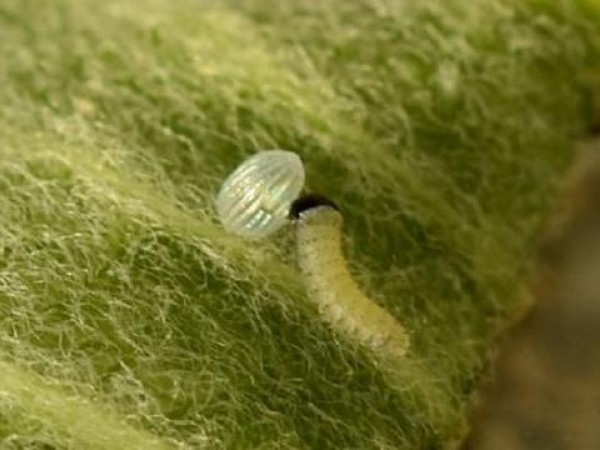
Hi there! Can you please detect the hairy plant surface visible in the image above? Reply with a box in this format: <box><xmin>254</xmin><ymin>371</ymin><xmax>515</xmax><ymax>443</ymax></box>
<box><xmin>0</xmin><ymin>0</ymin><xmax>598</xmax><ymax>448</ymax></box>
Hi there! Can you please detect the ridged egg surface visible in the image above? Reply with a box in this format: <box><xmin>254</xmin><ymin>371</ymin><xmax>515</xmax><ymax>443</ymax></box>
<box><xmin>216</xmin><ymin>150</ymin><xmax>305</xmax><ymax>239</ymax></box>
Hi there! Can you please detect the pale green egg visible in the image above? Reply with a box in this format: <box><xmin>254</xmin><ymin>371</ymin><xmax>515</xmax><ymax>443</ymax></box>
<box><xmin>216</xmin><ymin>150</ymin><xmax>305</xmax><ymax>238</ymax></box>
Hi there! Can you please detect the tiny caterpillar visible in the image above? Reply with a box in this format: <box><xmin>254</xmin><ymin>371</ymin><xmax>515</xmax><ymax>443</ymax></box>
<box><xmin>215</xmin><ymin>152</ymin><xmax>409</xmax><ymax>357</ymax></box>
<box><xmin>290</xmin><ymin>195</ymin><xmax>409</xmax><ymax>358</ymax></box>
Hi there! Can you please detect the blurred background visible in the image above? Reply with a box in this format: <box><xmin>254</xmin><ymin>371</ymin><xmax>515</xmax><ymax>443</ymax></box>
<box><xmin>466</xmin><ymin>138</ymin><xmax>600</xmax><ymax>450</ymax></box>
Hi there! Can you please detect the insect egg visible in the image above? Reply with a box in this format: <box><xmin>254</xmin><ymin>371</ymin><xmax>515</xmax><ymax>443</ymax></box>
<box><xmin>216</xmin><ymin>150</ymin><xmax>305</xmax><ymax>239</ymax></box>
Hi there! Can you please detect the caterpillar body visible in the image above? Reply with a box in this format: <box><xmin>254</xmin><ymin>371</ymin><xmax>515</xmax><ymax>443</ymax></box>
<box><xmin>290</xmin><ymin>195</ymin><xmax>409</xmax><ymax>358</ymax></box>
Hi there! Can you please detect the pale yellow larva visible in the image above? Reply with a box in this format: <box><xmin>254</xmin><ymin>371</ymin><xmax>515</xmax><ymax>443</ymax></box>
<box><xmin>290</xmin><ymin>195</ymin><xmax>409</xmax><ymax>358</ymax></box>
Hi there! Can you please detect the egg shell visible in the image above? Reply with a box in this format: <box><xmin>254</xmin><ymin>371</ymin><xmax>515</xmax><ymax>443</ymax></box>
<box><xmin>216</xmin><ymin>150</ymin><xmax>305</xmax><ymax>238</ymax></box>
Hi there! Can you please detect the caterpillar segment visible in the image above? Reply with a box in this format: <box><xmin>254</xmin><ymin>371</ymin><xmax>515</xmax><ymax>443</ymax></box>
<box><xmin>291</xmin><ymin>196</ymin><xmax>409</xmax><ymax>358</ymax></box>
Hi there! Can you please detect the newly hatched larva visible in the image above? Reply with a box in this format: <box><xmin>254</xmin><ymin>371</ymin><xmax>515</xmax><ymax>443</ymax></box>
<box><xmin>216</xmin><ymin>151</ymin><xmax>409</xmax><ymax>357</ymax></box>
<box><xmin>290</xmin><ymin>195</ymin><xmax>409</xmax><ymax>358</ymax></box>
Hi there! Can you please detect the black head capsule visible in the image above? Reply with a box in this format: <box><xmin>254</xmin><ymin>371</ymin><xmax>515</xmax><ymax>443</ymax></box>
<box><xmin>289</xmin><ymin>194</ymin><xmax>340</xmax><ymax>220</ymax></box>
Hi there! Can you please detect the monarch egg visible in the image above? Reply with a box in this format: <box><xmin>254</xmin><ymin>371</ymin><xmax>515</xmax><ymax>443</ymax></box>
<box><xmin>216</xmin><ymin>150</ymin><xmax>305</xmax><ymax>239</ymax></box>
